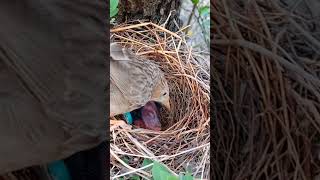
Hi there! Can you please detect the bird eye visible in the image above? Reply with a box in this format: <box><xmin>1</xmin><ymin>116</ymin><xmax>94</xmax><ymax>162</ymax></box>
<box><xmin>163</xmin><ymin>92</ymin><xmax>167</xmax><ymax>96</ymax></box>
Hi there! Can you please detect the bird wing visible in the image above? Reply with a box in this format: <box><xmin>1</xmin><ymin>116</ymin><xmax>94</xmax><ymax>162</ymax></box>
<box><xmin>110</xmin><ymin>60</ymin><xmax>143</xmax><ymax>103</ymax></box>
<box><xmin>110</xmin><ymin>80</ymin><xmax>131</xmax><ymax>116</ymax></box>
<box><xmin>110</xmin><ymin>43</ymin><xmax>139</xmax><ymax>103</ymax></box>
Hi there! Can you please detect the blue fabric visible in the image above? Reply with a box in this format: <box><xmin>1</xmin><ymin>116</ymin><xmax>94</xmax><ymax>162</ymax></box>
<box><xmin>47</xmin><ymin>160</ymin><xmax>71</xmax><ymax>180</ymax></box>
<box><xmin>123</xmin><ymin>112</ymin><xmax>133</xmax><ymax>124</ymax></box>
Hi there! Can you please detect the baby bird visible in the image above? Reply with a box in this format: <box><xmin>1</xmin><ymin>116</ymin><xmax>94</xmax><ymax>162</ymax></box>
<box><xmin>133</xmin><ymin>101</ymin><xmax>162</xmax><ymax>131</ymax></box>
<box><xmin>110</xmin><ymin>43</ymin><xmax>170</xmax><ymax>117</ymax></box>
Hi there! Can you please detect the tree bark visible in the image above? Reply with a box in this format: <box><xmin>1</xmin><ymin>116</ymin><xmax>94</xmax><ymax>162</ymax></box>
<box><xmin>117</xmin><ymin>0</ymin><xmax>183</xmax><ymax>31</ymax></box>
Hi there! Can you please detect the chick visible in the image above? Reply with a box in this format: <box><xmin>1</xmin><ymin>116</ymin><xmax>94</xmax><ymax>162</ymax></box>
<box><xmin>133</xmin><ymin>101</ymin><xmax>162</xmax><ymax>131</ymax></box>
<box><xmin>110</xmin><ymin>43</ymin><xmax>170</xmax><ymax>117</ymax></box>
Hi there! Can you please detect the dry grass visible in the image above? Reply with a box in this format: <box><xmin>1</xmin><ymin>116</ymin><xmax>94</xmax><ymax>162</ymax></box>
<box><xmin>212</xmin><ymin>0</ymin><xmax>320</xmax><ymax>179</ymax></box>
<box><xmin>110</xmin><ymin>22</ymin><xmax>210</xmax><ymax>179</ymax></box>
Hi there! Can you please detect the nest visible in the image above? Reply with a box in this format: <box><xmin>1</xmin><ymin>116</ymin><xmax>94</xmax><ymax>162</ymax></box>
<box><xmin>110</xmin><ymin>22</ymin><xmax>210</xmax><ymax>179</ymax></box>
<box><xmin>213</xmin><ymin>0</ymin><xmax>320</xmax><ymax>179</ymax></box>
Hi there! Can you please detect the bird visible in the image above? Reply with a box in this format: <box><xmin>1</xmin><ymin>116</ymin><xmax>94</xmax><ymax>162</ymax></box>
<box><xmin>110</xmin><ymin>43</ymin><xmax>170</xmax><ymax>117</ymax></box>
<box><xmin>133</xmin><ymin>101</ymin><xmax>162</xmax><ymax>131</ymax></box>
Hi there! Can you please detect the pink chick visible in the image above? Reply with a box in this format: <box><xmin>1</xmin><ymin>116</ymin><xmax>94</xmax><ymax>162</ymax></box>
<box><xmin>133</xmin><ymin>101</ymin><xmax>162</xmax><ymax>131</ymax></box>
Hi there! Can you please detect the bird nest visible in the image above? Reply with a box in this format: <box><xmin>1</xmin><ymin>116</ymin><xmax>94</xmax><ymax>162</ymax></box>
<box><xmin>110</xmin><ymin>22</ymin><xmax>210</xmax><ymax>179</ymax></box>
<box><xmin>213</xmin><ymin>0</ymin><xmax>320</xmax><ymax>179</ymax></box>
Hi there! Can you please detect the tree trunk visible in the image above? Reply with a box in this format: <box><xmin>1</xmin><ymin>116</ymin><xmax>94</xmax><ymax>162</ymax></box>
<box><xmin>117</xmin><ymin>0</ymin><xmax>183</xmax><ymax>31</ymax></box>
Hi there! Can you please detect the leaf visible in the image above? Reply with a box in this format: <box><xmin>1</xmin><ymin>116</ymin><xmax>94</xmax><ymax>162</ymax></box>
<box><xmin>122</xmin><ymin>157</ymin><xmax>129</xmax><ymax>165</ymax></box>
<box><xmin>152</xmin><ymin>161</ymin><xmax>178</xmax><ymax>180</ymax></box>
<box><xmin>198</xmin><ymin>6</ymin><xmax>209</xmax><ymax>17</ymax></box>
<box><xmin>142</xmin><ymin>158</ymin><xmax>153</xmax><ymax>171</ymax></box>
<box><xmin>178</xmin><ymin>172</ymin><xmax>194</xmax><ymax>180</ymax></box>
<box><xmin>130</xmin><ymin>175</ymin><xmax>140</xmax><ymax>180</ymax></box>
<box><xmin>167</xmin><ymin>176</ymin><xmax>179</xmax><ymax>180</ymax></box>
<box><xmin>190</xmin><ymin>0</ymin><xmax>199</xmax><ymax>5</ymax></box>
<box><xmin>110</xmin><ymin>0</ymin><xmax>119</xmax><ymax>18</ymax></box>
<box><xmin>110</xmin><ymin>0</ymin><xmax>119</xmax><ymax>11</ymax></box>
<box><xmin>110</xmin><ymin>8</ymin><xmax>118</xmax><ymax>18</ymax></box>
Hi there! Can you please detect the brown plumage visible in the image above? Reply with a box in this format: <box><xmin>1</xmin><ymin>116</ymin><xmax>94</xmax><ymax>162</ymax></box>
<box><xmin>110</xmin><ymin>43</ymin><xmax>170</xmax><ymax>117</ymax></box>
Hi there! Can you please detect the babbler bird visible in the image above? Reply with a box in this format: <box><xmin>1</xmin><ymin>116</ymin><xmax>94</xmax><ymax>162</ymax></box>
<box><xmin>0</xmin><ymin>0</ymin><xmax>107</xmax><ymax>179</ymax></box>
<box><xmin>110</xmin><ymin>43</ymin><xmax>170</xmax><ymax>117</ymax></box>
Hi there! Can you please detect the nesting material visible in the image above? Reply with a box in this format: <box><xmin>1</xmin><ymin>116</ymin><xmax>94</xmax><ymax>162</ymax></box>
<box><xmin>110</xmin><ymin>22</ymin><xmax>210</xmax><ymax>179</ymax></box>
<box><xmin>213</xmin><ymin>0</ymin><xmax>320</xmax><ymax>179</ymax></box>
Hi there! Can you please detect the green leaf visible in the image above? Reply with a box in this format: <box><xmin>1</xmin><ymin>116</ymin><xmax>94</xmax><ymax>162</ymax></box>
<box><xmin>152</xmin><ymin>161</ymin><xmax>178</xmax><ymax>180</ymax></box>
<box><xmin>110</xmin><ymin>0</ymin><xmax>119</xmax><ymax>18</ymax></box>
<box><xmin>191</xmin><ymin>0</ymin><xmax>199</xmax><ymax>5</ymax></box>
<box><xmin>122</xmin><ymin>157</ymin><xmax>129</xmax><ymax>165</ymax></box>
<box><xmin>110</xmin><ymin>8</ymin><xmax>118</xmax><ymax>18</ymax></box>
<box><xmin>142</xmin><ymin>158</ymin><xmax>153</xmax><ymax>171</ymax></box>
<box><xmin>198</xmin><ymin>6</ymin><xmax>209</xmax><ymax>17</ymax></box>
<box><xmin>110</xmin><ymin>0</ymin><xmax>119</xmax><ymax>10</ymax></box>
<box><xmin>178</xmin><ymin>172</ymin><xmax>194</xmax><ymax>180</ymax></box>
<box><xmin>167</xmin><ymin>176</ymin><xmax>179</xmax><ymax>180</ymax></box>
<box><xmin>130</xmin><ymin>175</ymin><xmax>140</xmax><ymax>180</ymax></box>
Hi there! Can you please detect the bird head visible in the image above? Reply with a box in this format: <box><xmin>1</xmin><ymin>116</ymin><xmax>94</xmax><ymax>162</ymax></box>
<box><xmin>151</xmin><ymin>77</ymin><xmax>170</xmax><ymax>110</ymax></box>
<box><xmin>110</xmin><ymin>42</ymin><xmax>132</xmax><ymax>61</ymax></box>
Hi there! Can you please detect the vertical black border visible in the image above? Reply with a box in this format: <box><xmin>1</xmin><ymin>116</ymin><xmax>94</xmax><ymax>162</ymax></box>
<box><xmin>210</xmin><ymin>0</ymin><xmax>216</xmax><ymax>179</ymax></box>
<box><xmin>106</xmin><ymin>0</ymin><xmax>111</xmax><ymax>178</ymax></box>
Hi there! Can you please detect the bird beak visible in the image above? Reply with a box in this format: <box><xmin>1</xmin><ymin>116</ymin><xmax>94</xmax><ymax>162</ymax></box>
<box><xmin>163</xmin><ymin>99</ymin><xmax>170</xmax><ymax>110</ymax></box>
